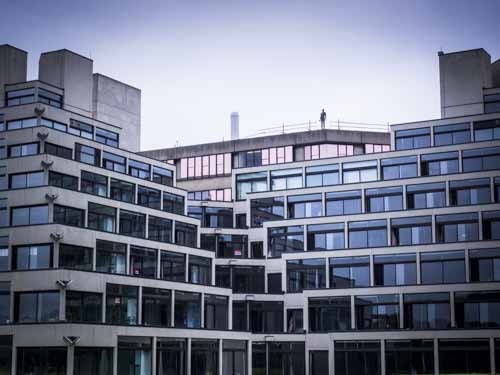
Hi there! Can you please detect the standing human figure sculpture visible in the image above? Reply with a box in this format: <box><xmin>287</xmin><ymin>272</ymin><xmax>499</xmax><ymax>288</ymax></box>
<box><xmin>320</xmin><ymin>109</ymin><xmax>326</xmax><ymax>129</ymax></box>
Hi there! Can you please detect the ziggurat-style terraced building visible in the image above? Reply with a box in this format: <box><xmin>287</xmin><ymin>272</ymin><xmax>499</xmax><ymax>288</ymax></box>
<box><xmin>1</xmin><ymin>44</ymin><xmax>500</xmax><ymax>374</ymax></box>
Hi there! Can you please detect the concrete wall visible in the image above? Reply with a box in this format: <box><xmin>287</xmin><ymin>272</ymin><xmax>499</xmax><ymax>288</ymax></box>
<box><xmin>92</xmin><ymin>73</ymin><xmax>141</xmax><ymax>152</ymax></box>
<box><xmin>0</xmin><ymin>45</ymin><xmax>27</xmax><ymax>107</ymax></box>
<box><xmin>492</xmin><ymin>59</ymin><xmax>500</xmax><ymax>88</ymax></box>
<box><xmin>439</xmin><ymin>48</ymin><xmax>492</xmax><ymax>118</ymax></box>
<box><xmin>141</xmin><ymin>128</ymin><xmax>391</xmax><ymax>161</ymax></box>
<box><xmin>39</xmin><ymin>49</ymin><xmax>94</xmax><ymax>117</ymax></box>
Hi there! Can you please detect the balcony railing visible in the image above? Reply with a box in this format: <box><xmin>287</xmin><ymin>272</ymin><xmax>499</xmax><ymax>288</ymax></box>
<box><xmin>245</xmin><ymin>119</ymin><xmax>390</xmax><ymax>138</ymax></box>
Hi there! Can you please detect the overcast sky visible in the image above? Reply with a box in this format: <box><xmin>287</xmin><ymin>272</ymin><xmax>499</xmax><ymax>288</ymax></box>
<box><xmin>2</xmin><ymin>0</ymin><xmax>500</xmax><ymax>150</ymax></box>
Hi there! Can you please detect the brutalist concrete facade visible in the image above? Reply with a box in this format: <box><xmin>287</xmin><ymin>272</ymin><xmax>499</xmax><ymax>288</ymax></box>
<box><xmin>1</xmin><ymin>45</ymin><xmax>500</xmax><ymax>375</ymax></box>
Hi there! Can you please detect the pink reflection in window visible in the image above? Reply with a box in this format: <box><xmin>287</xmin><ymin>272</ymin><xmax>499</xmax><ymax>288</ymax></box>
<box><xmin>195</xmin><ymin>156</ymin><xmax>202</xmax><ymax>177</ymax></box>
<box><xmin>331</xmin><ymin>145</ymin><xmax>338</xmax><ymax>157</ymax></box>
<box><xmin>216</xmin><ymin>154</ymin><xmax>223</xmax><ymax>175</ymax></box>
<box><xmin>320</xmin><ymin>144</ymin><xmax>328</xmax><ymax>158</ymax></box>
<box><xmin>374</xmin><ymin>144</ymin><xmax>381</xmax><ymax>153</ymax></box>
<box><xmin>285</xmin><ymin>146</ymin><xmax>293</xmax><ymax>162</ymax></box>
<box><xmin>346</xmin><ymin>145</ymin><xmax>354</xmax><ymax>155</ymax></box>
<box><xmin>311</xmin><ymin>145</ymin><xmax>320</xmax><ymax>159</ymax></box>
<box><xmin>366</xmin><ymin>144</ymin><xmax>374</xmax><ymax>153</ymax></box>
<box><xmin>210</xmin><ymin>155</ymin><xmax>216</xmax><ymax>175</ymax></box>
<box><xmin>277</xmin><ymin>147</ymin><xmax>285</xmax><ymax>163</ymax></box>
<box><xmin>262</xmin><ymin>149</ymin><xmax>269</xmax><ymax>165</ymax></box>
<box><xmin>202</xmin><ymin>156</ymin><xmax>209</xmax><ymax>176</ymax></box>
<box><xmin>224</xmin><ymin>153</ymin><xmax>231</xmax><ymax>174</ymax></box>
<box><xmin>180</xmin><ymin>158</ymin><xmax>188</xmax><ymax>178</ymax></box>
<box><xmin>338</xmin><ymin>145</ymin><xmax>346</xmax><ymax>156</ymax></box>
<box><xmin>269</xmin><ymin>148</ymin><xmax>277</xmax><ymax>164</ymax></box>
<box><xmin>216</xmin><ymin>190</ymin><xmax>224</xmax><ymax>201</ymax></box>
<box><xmin>224</xmin><ymin>188</ymin><xmax>232</xmax><ymax>201</ymax></box>
<box><xmin>382</xmin><ymin>145</ymin><xmax>390</xmax><ymax>152</ymax></box>
<box><xmin>208</xmin><ymin>190</ymin><xmax>216</xmax><ymax>200</ymax></box>
<box><xmin>304</xmin><ymin>146</ymin><xmax>311</xmax><ymax>160</ymax></box>
<box><xmin>188</xmin><ymin>158</ymin><xmax>195</xmax><ymax>178</ymax></box>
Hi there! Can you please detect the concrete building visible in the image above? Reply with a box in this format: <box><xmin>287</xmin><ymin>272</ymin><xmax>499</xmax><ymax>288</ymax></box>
<box><xmin>1</xmin><ymin>44</ymin><xmax>500</xmax><ymax>375</ymax></box>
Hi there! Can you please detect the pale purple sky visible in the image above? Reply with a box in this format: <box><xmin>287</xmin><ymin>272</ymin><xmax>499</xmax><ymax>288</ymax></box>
<box><xmin>2</xmin><ymin>0</ymin><xmax>499</xmax><ymax>150</ymax></box>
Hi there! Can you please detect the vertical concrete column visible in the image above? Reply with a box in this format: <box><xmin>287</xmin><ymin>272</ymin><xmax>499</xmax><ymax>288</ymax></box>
<box><xmin>265</xmin><ymin>270</ymin><xmax>269</xmax><ymax>293</ymax></box>
<box><xmin>106</xmin><ymin>176</ymin><xmax>111</xmax><ymax>198</ymax></box>
<box><xmin>321</xmin><ymin>192</ymin><xmax>326</xmax><ymax>216</ymax></box>
<box><xmin>458</xmin><ymin>150</ymin><xmax>463</xmax><ymax>173</ymax></box>
<box><xmin>48</xmin><ymin>202</ymin><xmax>54</xmax><ymax>226</ymax></box>
<box><xmin>115</xmin><ymin>207</ymin><xmax>121</xmax><ymax>238</ymax></box>
<box><xmin>431</xmin><ymin>215</ymin><xmax>436</xmax><ymax>244</ymax></box>
<box><xmin>445</xmin><ymin>181</ymin><xmax>450</xmax><ymax>207</ymax></box>
<box><xmin>186</xmin><ymin>338</ymin><xmax>192</xmax><ymax>375</ymax></box>
<box><xmin>125</xmin><ymin>244</ymin><xmax>130</xmax><ymax>275</ymax></box>
<box><xmin>399</xmin><ymin>293</ymin><xmax>404</xmax><ymax>329</ymax></box>
<box><xmin>380</xmin><ymin>339</ymin><xmax>386</xmax><ymax>375</ymax></box>
<box><xmin>369</xmin><ymin>254</ymin><xmax>375</xmax><ymax>287</ymax></box>
<box><xmin>53</xmin><ymin>242</ymin><xmax>60</xmax><ymax>268</ymax></box>
<box><xmin>170</xmin><ymin>291</ymin><xmax>175</xmax><ymax>327</ymax></box>
<box><xmin>433</xmin><ymin>338</ymin><xmax>439</xmax><ymax>375</ymax></box>
<box><xmin>464</xmin><ymin>248</ymin><xmax>470</xmax><ymax>282</ymax></box>
<box><xmin>325</xmin><ymin>257</ymin><xmax>330</xmax><ymax>289</ymax></box>
<box><xmin>200</xmin><ymin>292</ymin><xmax>205</xmax><ymax>328</ymax></box>
<box><xmin>376</xmin><ymin>160</ymin><xmax>381</xmax><ymax>181</ymax></box>
<box><xmin>430</xmin><ymin>126</ymin><xmax>435</xmax><ymax>147</ymax></box>
<box><xmin>151</xmin><ymin>337</ymin><xmax>157</xmax><ymax>375</ymax></box>
<box><xmin>113</xmin><ymin>343</ymin><xmax>118</xmax><ymax>375</ymax></box>
<box><xmin>59</xmin><ymin>288</ymin><xmax>66</xmax><ymax>321</ymax></box>
<box><xmin>218</xmin><ymin>339</ymin><xmax>223</xmax><ymax>375</ymax></box>
<box><xmin>402</xmin><ymin>184</ymin><xmax>407</xmax><ymax>210</ymax></box>
<box><xmin>228</xmin><ymin>296</ymin><xmax>233</xmax><ymax>330</ymax></box>
<box><xmin>490</xmin><ymin>337</ymin><xmax>495</xmax><ymax>375</ymax></box>
<box><xmin>92</xmin><ymin>244</ymin><xmax>97</xmax><ymax>271</ymax></box>
<box><xmin>417</xmin><ymin>154</ymin><xmax>422</xmax><ymax>177</ymax></box>
<box><xmin>416</xmin><ymin>252</ymin><xmax>421</xmax><ymax>285</ymax></box>
<box><xmin>386</xmin><ymin>220</ymin><xmax>391</xmax><ymax>247</ymax></box>
<box><xmin>102</xmin><ymin>288</ymin><xmax>107</xmax><ymax>323</ymax></box>
<box><xmin>137</xmin><ymin>287</ymin><xmax>143</xmax><ymax>325</ymax></box>
<box><xmin>344</xmin><ymin>224</ymin><xmax>349</xmax><ymax>249</ymax></box>
<box><xmin>283</xmin><ymin>306</ymin><xmax>287</xmax><ymax>333</ymax></box>
<box><xmin>145</xmin><ymin>214</ymin><xmax>149</xmax><ymax>241</ymax></box>
<box><xmin>66</xmin><ymin>346</ymin><xmax>74</xmax><ymax>375</ymax></box>
<box><xmin>361</xmin><ymin>188</ymin><xmax>366</xmax><ymax>213</ymax></box>
<box><xmin>211</xmin><ymin>259</ymin><xmax>216</xmax><ymax>286</ymax></box>
<box><xmin>449</xmin><ymin>291</ymin><xmax>455</xmax><ymax>328</ymax></box>
<box><xmin>303</xmin><ymin>226</ymin><xmax>308</xmax><ymax>251</ymax></box>
<box><xmin>156</xmin><ymin>250</ymin><xmax>161</xmax><ymax>279</ymax></box>
<box><xmin>281</xmin><ymin>264</ymin><xmax>286</xmax><ymax>294</ymax></box>
<box><xmin>478</xmin><ymin>212</ymin><xmax>484</xmax><ymax>241</ymax></box>
<box><xmin>10</xmin><ymin>342</ymin><xmax>15</xmax><ymax>375</ymax></box>
<box><xmin>185</xmin><ymin>254</ymin><xmax>190</xmax><ymax>283</ymax></box>
<box><xmin>247</xmin><ymin>339</ymin><xmax>252</xmax><ymax>375</ymax></box>
<box><xmin>350</xmin><ymin>296</ymin><xmax>355</xmax><ymax>329</ymax></box>
<box><xmin>329</xmin><ymin>339</ymin><xmax>335</xmax><ymax>375</ymax></box>
<box><xmin>284</xmin><ymin>195</ymin><xmax>289</xmax><ymax>219</ymax></box>
<box><xmin>172</xmin><ymin>221</ymin><xmax>176</xmax><ymax>246</ymax></box>
<box><xmin>304</xmin><ymin>343</ymin><xmax>309</xmax><ymax>375</ymax></box>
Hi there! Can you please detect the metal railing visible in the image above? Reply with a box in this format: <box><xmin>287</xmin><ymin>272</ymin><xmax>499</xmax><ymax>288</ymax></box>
<box><xmin>244</xmin><ymin>119</ymin><xmax>390</xmax><ymax>138</ymax></box>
